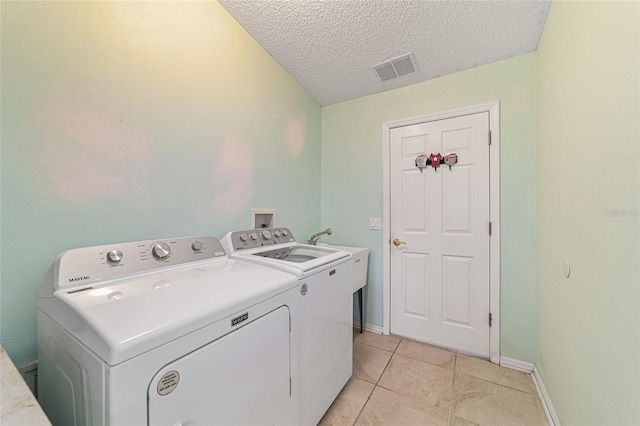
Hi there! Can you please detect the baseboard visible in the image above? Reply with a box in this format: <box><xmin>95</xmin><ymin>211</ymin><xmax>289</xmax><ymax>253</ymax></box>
<box><xmin>500</xmin><ymin>356</ymin><xmax>534</xmax><ymax>373</ymax></box>
<box><xmin>532</xmin><ymin>365</ymin><xmax>560</xmax><ymax>426</ymax></box>
<box><xmin>499</xmin><ymin>358</ymin><xmax>559</xmax><ymax>425</ymax></box>
<box><xmin>352</xmin><ymin>320</ymin><xmax>383</xmax><ymax>334</ymax></box>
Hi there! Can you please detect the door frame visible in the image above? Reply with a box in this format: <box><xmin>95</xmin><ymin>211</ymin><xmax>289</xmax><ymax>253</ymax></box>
<box><xmin>382</xmin><ymin>101</ymin><xmax>501</xmax><ymax>364</ymax></box>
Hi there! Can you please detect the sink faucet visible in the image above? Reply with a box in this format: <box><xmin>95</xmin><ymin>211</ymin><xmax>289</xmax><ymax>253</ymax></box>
<box><xmin>308</xmin><ymin>228</ymin><xmax>332</xmax><ymax>245</ymax></box>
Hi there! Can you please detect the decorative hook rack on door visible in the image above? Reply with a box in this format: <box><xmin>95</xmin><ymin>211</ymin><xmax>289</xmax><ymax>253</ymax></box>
<box><xmin>415</xmin><ymin>153</ymin><xmax>458</xmax><ymax>172</ymax></box>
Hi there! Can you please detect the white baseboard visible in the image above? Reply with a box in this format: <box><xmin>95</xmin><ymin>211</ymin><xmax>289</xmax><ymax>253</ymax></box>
<box><xmin>352</xmin><ymin>321</ymin><xmax>383</xmax><ymax>334</ymax></box>
<box><xmin>499</xmin><ymin>358</ymin><xmax>559</xmax><ymax>426</ymax></box>
<box><xmin>500</xmin><ymin>356</ymin><xmax>534</xmax><ymax>373</ymax></box>
<box><xmin>532</xmin><ymin>365</ymin><xmax>561</xmax><ymax>426</ymax></box>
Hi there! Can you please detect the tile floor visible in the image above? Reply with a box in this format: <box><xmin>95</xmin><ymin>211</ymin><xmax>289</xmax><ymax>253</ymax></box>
<box><xmin>319</xmin><ymin>330</ymin><xmax>549</xmax><ymax>426</ymax></box>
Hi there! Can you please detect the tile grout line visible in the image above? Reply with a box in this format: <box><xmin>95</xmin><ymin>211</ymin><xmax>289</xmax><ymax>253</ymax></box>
<box><xmin>451</xmin><ymin>360</ymin><xmax>545</xmax><ymax>426</ymax></box>
<box><xmin>374</xmin><ymin>337</ymin><xmax>399</xmax><ymax>386</ymax></box>
<box><xmin>455</xmin><ymin>370</ymin><xmax>537</xmax><ymax>395</ymax></box>
<box><xmin>449</xmin><ymin>353</ymin><xmax>479</xmax><ymax>426</ymax></box>
<box><xmin>350</xmin><ymin>334</ymin><xmax>402</xmax><ymax>426</ymax></box>
<box><xmin>354</xmin><ymin>333</ymin><xmax>543</xmax><ymax>426</ymax></box>
<box><xmin>363</xmin><ymin>333</ymin><xmax>464</xmax><ymax>425</ymax></box>
<box><xmin>448</xmin><ymin>351</ymin><xmax>459</xmax><ymax>425</ymax></box>
<box><xmin>351</xmin><ymin>383</ymin><xmax>374</xmax><ymax>426</ymax></box>
<box><xmin>379</xmin><ymin>337</ymin><xmax>455</xmax><ymax>425</ymax></box>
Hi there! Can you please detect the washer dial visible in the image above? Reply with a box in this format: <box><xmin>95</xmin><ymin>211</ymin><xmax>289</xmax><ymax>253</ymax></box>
<box><xmin>106</xmin><ymin>249</ymin><xmax>123</xmax><ymax>263</ymax></box>
<box><xmin>262</xmin><ymin>230</ymin><xmax>272</xmax><ymax>240</ymax></box>
<box><xmin>191</xmin><ymin>241</ymin><xmax>203</xmax><ymax>251</ymax></box>
<box><xmin>152</xmin><ymin>242</ymin><xmax>171</xmax><ymax>259</ymax></box>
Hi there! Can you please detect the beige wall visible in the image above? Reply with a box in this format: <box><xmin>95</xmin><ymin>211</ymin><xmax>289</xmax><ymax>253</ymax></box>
<box><xmin>536</xmin><ymin>1</ymin><xmax>639</xmax><ymax>424</ymax></box>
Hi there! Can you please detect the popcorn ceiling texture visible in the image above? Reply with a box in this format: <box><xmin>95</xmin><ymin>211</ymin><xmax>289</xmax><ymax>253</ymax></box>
<box><xmin>218</xmin><ymin>0</ymin><xmax>550</xmax><ymax>106</ymax></box>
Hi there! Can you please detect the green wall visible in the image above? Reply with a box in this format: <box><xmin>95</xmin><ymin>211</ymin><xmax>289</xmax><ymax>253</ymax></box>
<box><xmin>4</xmin><ymin>5</ymin><xmax>639</xmax><ymax>423</ymax></box>
<box><xmin>536</xmin><ymin>1</ymin><xmax>639</xmax><ymax>424</ymax></box>
<box><xmin>321</xmin><ymin>53</ymin><xmax>538</xmax><ymax>362</ymax></box>
<box><xmin>0</xmin><ymin>1</ymin><xmax>321</xmax><ymax>366</ymax></box>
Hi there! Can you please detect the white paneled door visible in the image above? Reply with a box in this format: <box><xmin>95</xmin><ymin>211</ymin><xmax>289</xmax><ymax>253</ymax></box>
<box><xmin>390</xmin><ymin>112</ymin><xmax>490</xmax><ymax>357</ymax></box>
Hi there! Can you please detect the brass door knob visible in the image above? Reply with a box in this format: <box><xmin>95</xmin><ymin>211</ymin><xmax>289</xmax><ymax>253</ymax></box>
<box><xmin>392</xmin><ymin>238</ymin><xmax>406</xmax><ymax>246</ymax></box>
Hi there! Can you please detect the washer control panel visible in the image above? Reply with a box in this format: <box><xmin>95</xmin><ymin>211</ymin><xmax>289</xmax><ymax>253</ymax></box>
<box><xmin>55</xmin><ymin>235</ymin><xmax>226</xmax><ymax>292</ymax></box>
<box><xmin>228</xmin><ymin>227</ymin><xmax>295</xmax><ymax>251</ymax></box>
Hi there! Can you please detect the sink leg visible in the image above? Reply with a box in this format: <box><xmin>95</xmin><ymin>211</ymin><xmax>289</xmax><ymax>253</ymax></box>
<box><xmin>358</xmin><ymin>288</ymin><xmax>364</xmax><ymax>333</ymax></box>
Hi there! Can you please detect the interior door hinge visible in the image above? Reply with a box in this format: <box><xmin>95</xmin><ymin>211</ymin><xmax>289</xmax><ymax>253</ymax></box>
<box><xmin>488</xmin><ymin>131</ymin><xmax>492</xmax><ymax>145</ymax></box>
<box><xmin>489</xmin><ymin>222</ymin><xmax>492</xmax><ymax>236</ymax></box>
<box><xmin>489</xmin><ymin>313</ymin><xmax>493</xmax><ymax>327</ymax></box>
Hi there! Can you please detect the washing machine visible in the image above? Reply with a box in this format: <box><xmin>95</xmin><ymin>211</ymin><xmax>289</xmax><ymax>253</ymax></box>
<box><xmin>222</xmin><ymin>228</ymin><xmax>353</xmax><ymax>426</ymax></box>
<box><xmin>37</xmin><ymin>235</ymin><xmax>300</xmax><ymax>426</ymax></box>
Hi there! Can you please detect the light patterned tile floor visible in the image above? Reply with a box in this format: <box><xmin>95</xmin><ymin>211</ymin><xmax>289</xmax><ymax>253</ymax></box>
<box><xmin>319</xmin><ymin>330</ymin><xmax>549</xmax><ymax>426</ymax></box>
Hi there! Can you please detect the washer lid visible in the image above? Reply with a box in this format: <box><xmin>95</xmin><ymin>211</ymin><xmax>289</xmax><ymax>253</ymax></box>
<box><xmin>253</xmin><ymin>245</ymin><xmax>340</xmax><ymax>263</ymax></box>
<box><xmin>39</xmin><ymin>258</ymin><xmax>298</xmax><ymax>366</ymax></box>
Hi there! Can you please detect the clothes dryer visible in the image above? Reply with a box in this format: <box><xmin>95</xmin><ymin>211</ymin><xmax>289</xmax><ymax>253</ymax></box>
<box><xmin>38</xmin><ymin>235</ymin><xmax>299</xmax><ymax>426</ymax></box>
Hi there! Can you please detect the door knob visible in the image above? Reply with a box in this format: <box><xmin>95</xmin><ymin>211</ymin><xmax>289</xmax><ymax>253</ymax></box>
<box><xmin>392</xmin><ymin>238</ymin><xmax>406</xmax><ymax>246</ymax></box>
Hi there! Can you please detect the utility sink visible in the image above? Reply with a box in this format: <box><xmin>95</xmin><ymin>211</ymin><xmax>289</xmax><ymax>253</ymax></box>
<box><xmin>319</xmin><ymin>244</ymin><xmax>369</xmax><ymax>332</ymax></box>
<box><xmin>330</xmin><ymin>246</ymin><xmax>368</xmax><ymax>292</ymax></box>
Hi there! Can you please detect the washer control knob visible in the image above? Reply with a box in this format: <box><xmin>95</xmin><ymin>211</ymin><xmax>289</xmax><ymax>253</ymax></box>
<box><xmin>282</xmin><ymin>229</ymin><xmax>289</xmax><ymax>236</ymax></box>
<box><xmin>262</xmin><ymin>230</ymin><xmax>272</xmax><ymax>240</ymax></box>
<box><xmin>152</xmin><ymin>242</ymin><xmax>171</xmax><ymax>259</ymax></box>
<box><xmin>250</xmin><ymin>233</ymin><xmax>258</xmax><ymax>241</ymax></box>
<box><xmin>274</xmin><ymin>230</ymin><xmax>282</xmax><ymax>238</ymax></box>
<box><xmin>191</xmin><ymin>241</ymin><xmax>203</xmax><ymax>251</ymax></box>
<box><xmin>238</xmin><ymin>233</ymin><xmax>248</xmax><ymax>242</ymax></box>
<box><xmin>106</xmin><ymin>249</ymin><xmax>123</xmax><ymax>263</ymax></box>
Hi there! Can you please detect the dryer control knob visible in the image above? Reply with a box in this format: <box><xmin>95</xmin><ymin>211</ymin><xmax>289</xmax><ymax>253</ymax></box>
<box><xmin>106</xmin><ymin>249</ymin><xmax>123</xmax><ymax>263</ymax></box>
<box><xmin>191</xmin><ymin>241</ymin><xmax>203</xmax><ymax>251</ymax></box>
<box><xmin>262</xmin><ymin>230</ymin><xmax>272</xmax><ymax>240</ymax></box>
<box><xmin>152</xmin><ymin>242</ymin><xmax>171</xmax><ymax>259</ymax></box>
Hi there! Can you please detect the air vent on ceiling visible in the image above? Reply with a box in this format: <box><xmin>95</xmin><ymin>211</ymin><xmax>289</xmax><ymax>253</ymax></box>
<box><xmin>372</xmin><ymin>52</ymin><xmax>419</xmax><ymax>82</ymax></box>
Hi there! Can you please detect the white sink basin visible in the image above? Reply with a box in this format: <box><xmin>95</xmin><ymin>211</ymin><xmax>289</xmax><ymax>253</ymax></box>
<box><xmin>321</xmin><ymin>245</ymin><xmax>369</xmax><ymax>292</ymax></box>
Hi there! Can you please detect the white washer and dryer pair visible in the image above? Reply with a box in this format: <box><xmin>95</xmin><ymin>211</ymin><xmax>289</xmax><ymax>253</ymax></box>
<box><xmin>38</xmin><ymin>235</ymin><xmax>301</xmax><ymax>426</ymax></box>
<box><xmin>222</xmin><ymin>227</ymin><xmax>354</xmax><ymax>426</ymax></box>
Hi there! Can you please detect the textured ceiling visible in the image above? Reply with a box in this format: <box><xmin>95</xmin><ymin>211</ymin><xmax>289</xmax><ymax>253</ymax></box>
<box><xmin>218</xmin><ymin>0</ymin><xmax>551</xmax><ymax>106</ymax></box>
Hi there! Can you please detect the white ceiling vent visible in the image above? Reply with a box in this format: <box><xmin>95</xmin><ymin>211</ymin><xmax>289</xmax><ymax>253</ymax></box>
<box><xmin>372</xmin><ymin>52</ymin><xmax>419</xmax><ymax>82</ymax></box>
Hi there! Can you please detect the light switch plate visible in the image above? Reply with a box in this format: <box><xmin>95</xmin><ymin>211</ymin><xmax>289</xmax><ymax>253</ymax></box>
<box><xmin>369</xmin><ymin>218</ymin><xmax>382</xmax><ymax>230</ymax></box>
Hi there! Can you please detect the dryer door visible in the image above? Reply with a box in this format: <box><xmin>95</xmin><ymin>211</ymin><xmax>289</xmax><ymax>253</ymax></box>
<box><xmin>148</xmin><ymin>306</ymin><xmax>292</xmax><ymax>426</ymax></box>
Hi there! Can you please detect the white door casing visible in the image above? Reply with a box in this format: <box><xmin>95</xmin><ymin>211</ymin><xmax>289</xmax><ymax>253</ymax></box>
<box><xmin>382</xmin><ymin>102</ymin><xmax>500</xmax><ymax>363</ymax></box>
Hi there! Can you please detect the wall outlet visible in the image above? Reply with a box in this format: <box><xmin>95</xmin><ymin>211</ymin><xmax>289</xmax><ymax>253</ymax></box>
<box><xmin>369</xmin><ymin>218</ymin><xmax>382</xmax><ymax>230</ymax></box>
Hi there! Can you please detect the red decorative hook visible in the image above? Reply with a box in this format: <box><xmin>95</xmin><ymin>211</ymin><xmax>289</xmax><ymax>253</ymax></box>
<box><xmin>428</xmin><ymin>153</ymin><xmax>443</xmax><ymax>170</ymax></box>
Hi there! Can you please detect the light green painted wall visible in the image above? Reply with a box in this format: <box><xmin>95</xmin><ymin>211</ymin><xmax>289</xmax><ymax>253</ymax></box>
<box><xmin>536</xmin><ymin>1</ymin><xmax>639</xmax><ymax>424</ymax></box>
<box><xmin>0</xmin><ymin>1</ymin><xmax>321</xmax><ymax>367</ymax></box>
<box><xmin>321</xmin><ymin>53</ymin><xmax>538</xmax><ymax>362</ymax></box>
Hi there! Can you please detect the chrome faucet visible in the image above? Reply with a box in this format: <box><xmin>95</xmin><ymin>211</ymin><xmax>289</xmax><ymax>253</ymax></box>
<box><xmin>308</xmin><ymin>228</ymin><xmax>332</xmax><ymax>245</ymax></box>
